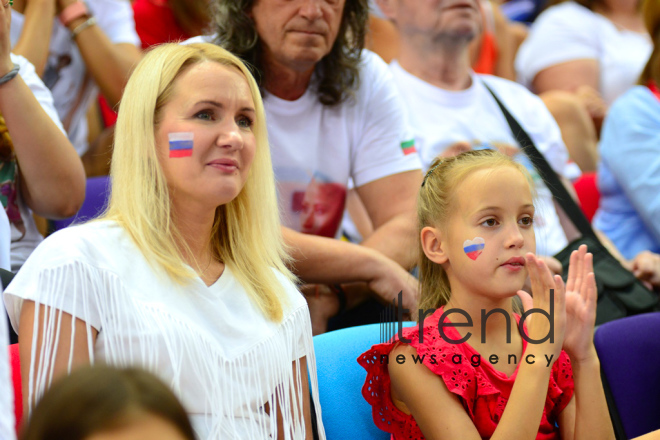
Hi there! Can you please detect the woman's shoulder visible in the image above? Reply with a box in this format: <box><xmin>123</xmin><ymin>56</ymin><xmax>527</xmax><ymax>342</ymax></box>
<box><xmin>29</xmin><ymin>220</ymin><xmax>128</xmax><ymax>262</ymax></box>
<box><xmin>269</xmin><ymin>267</ymin><xmax>307</xmax><ymax>314</ymax></box>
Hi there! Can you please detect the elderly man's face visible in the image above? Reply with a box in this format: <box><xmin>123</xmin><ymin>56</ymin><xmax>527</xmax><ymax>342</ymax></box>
<box><xmin>381</xmin><ymin>0</ymin><xmax>481</xmax><ymax>43</ymax></box>
<box><xmin>251</xmin><ymin>0</ymin><xmax>346</xmax><ymax>73</ymax></box>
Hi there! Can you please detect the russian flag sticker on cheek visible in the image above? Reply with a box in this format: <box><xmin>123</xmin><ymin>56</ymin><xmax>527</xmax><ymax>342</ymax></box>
<box><xmin>168</xmin><ymin>132</ymin><xmax>194</xmax><ymax>158</ymax></box>
<box><xmin>463</xmin><ymin>237</ymin><xmax>485</xmax><ymax>261</ymax></box>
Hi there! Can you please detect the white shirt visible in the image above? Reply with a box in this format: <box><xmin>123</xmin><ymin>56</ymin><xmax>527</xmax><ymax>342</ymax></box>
<box><xmin>516</xmin><ymin>1</ymin><xmax>652</xmax><ymax>105</ymax></box>
<box><xmin>264</xmin><ymin>50</ymin><xmax>421</xmax><ymax>238</ymax></box>
<box><xmin>4</xmin><ymin>220</ymin><xmax>324</xmax><ymax>440</ymax></box>
<box><xmin>8</xmin><ymin>53</ymin><xmax>66</xmax><ymax>271</ymax></box>
<box><xmin>390</xmin><ymin>61</ymin><xmax>579</xmax><ymax>256</ymax></box>
<box><xmin>10</xmin><ymin>0</ymin><xmax>141</xmax><ymax>155</ymax></box>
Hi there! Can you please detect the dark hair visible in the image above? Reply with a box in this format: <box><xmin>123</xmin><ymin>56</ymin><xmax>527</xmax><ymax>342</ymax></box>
<box><xmin>210</xmin><ymin>0</ymin><xmax>369</xmax><ymax>106</ymax></box>
<box><xmin>169</xmin><ymin>0</ymin><xmax>211</xmax><ymax>38</ymax></box>
<box><xmin>21</xmin><ymin>365</ymin><xmax>196</xmax><ymax>440</ymax></box>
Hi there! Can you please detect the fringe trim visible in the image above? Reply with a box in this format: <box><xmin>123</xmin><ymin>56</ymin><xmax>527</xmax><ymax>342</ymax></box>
<box><xmin>23</xmin><ymin>261</ymin><xmax>325</xmax><ymax>440</ymax></box>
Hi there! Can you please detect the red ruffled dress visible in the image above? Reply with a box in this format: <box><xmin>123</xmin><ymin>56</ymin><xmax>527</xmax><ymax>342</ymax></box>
<box><xmin>358</xmin><ymin>307</ymin><xmax>574</xmax><ymax>439</ymax></box>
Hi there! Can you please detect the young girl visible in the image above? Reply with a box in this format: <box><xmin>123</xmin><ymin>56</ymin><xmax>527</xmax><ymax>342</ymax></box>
<box><xmin>359</xmin><ymin>150</ymin><xmax>615</xmax><ymax>440</ymax></box>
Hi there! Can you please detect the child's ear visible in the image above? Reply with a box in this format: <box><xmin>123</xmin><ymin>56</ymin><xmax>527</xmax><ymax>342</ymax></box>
<box><xmin>421</xmin><ymin>226</ymin><xmax>448</xmax><ymax>265</ymax></box>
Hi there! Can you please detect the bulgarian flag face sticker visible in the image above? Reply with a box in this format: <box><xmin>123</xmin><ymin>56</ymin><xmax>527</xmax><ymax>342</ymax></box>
<box><xmin>401</xmin><ymin>139</ymin><xmax>417</xmax><ymax>156</ymax></box>
<box><xmin>463</xmin><ymin>237</ymin><xmax>485</xmax><ymax>261</ymax></box>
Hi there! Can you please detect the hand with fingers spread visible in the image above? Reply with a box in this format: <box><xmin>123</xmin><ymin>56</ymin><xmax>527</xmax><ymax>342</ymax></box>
<box><xmin>517</xmin><ymin>253</ymin><xmax>567</xmax><ymax>364</ymax></box>
<box><xmin>561</xmin><ymin>244</ymin><xmax>599</xmax><ymax>363</ymax></box>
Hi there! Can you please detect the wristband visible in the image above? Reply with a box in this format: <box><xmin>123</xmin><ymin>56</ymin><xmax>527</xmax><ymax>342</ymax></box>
<box><xmin>59</xmin><ymin>1</ymin><xmax>89</xmax><ymax>27</ymax></box>
<box><xmin>70</xmin><ymin>16</ymin><xmax>97</xmax><ymax>39</ymax></box>
<box><xmin>0</xmin><ymin>63</ymin><xmax>19</xmax><ymax>86</ymax></box>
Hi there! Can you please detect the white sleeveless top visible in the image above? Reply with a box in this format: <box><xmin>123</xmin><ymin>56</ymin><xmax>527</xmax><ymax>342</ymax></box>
<box><xmin>4</xmin><ymin>220</ymin><xmax>325</xmax><ymax>440</ymax></box>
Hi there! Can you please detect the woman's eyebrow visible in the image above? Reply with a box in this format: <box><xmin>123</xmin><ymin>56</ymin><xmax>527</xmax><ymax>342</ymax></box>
<box><xmin>195</xmin><ymin>100</ymin><xmax>255</xmax><ymax>114</ymax></box>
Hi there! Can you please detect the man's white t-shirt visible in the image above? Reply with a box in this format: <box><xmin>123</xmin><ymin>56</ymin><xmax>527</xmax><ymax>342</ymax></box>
<box><xmin>390</xmin><ymin>61</ymin><xmax>579</xmax><ymax>256</ymax></box>
<box><xmin>9</xmin><ymin>53</ymin><xmax>67</xmax><ymax>271</ymax></box>
<box><xmin>264</xmin><ymin>50</ymin><xmax>421</xmax><ymax>238</ymax></box>
<box><xmin>10</xmin><ymin>0</ymin><xmax>140</xmax><ymax>155</ymax></box>
<box><xmin>515</xmin><ymin>1</ymin><xmax>652</xmax><ymax>105</ymax></box>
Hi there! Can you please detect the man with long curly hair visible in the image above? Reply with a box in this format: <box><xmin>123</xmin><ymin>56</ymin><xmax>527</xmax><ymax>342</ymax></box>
<box><xmin>188</xmin><ymin>0</ymin><xmax>423</xmax><ymax>330</ymax></box>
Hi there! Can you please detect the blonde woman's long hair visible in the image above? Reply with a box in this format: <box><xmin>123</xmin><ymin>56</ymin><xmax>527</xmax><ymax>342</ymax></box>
<box><xmin>417</xmin><ymin>149</ymin><xmax>535</xmax><ymax>312</ymax></box>
<box><xmin>104</xmin><ymin>42</ymin><xmax>293</xmax><ymax>322</ymax></box>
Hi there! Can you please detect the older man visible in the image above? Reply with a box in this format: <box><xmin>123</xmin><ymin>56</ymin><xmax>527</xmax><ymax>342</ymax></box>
<box><xmin>190</xmin><ymin>0</ymin><xmax>422</xmax><ymax>320</ymax></box>
<box><xmin>376</xmin><ymin>0</ymin><xmax>583</xmax><ymax>261</ymax></box>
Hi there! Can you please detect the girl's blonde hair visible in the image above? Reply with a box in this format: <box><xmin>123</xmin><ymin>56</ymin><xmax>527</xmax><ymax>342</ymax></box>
<box><xmin>417</xmin><ymin>149</ymin><xmax>534</xmax><ymax>311</ymax></box>
<box><xmin>104</xmin><ymin>42</ymin><xmax>293</xmax><ymax>322</ymax></box>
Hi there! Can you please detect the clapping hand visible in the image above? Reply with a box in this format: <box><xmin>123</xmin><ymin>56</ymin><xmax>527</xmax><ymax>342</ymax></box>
<box><xmin>517</xmin><ymin>253</ymin><xmax>567</xmax><ymax>363</ymax></box>
<box><xmin>518</xmin><ymin>246</ymin><xmax>598</xmax><ymax>364</ymax></box>
<box><xmin>561</xmin><ymin>245</ymin><xmax>598</xmax><ymax>363</ymax></box>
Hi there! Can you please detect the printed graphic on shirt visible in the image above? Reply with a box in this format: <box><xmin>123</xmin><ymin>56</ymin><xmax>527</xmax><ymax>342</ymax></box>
<box><xmin>282</xmin><ymin>171</ymin><xmax>347</xmax><ymax>239</ymax></box>
<box><xmin>297</xmin><ymin>172</ymin><xmax>347</xmax><ymax>238</ymax></box>
<box><xmin>168</xmin><ymin>132</ymin><xmax>194</xmax><ymax>158</ymax></box>
<box><xmin>464</xmin><ymin>237</ymin><xmax>485</xmax><ymax>260</ymax></box>
<box><xmin>401</xmin><ymin>139</ymin><xmax>417</xmax><ymax>156</ymax></box>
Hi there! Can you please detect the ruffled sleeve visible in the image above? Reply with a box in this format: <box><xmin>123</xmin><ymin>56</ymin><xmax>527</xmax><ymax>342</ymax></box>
<box><xmin>358</xmin><ymin>340</ymin><xmax>424</xmax><ymax>439</ymax></box>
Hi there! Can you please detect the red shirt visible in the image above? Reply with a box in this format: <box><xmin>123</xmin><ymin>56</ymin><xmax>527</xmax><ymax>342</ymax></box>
<box><xmin>132</xmin><ymin>0</ymin><xmax>191</xmax><ymax>50</ymax></box>
<box><xmin>358</xmin><ymin>307</ymin><xmax>574</xmax><ymax>439</ymax></box>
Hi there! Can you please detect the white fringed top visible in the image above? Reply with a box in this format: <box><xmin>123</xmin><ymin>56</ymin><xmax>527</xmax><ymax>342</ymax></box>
<box><xmin>4</xmin><ymin>220</ymin><xmax>325</xmax><ymax>440</ymax></box>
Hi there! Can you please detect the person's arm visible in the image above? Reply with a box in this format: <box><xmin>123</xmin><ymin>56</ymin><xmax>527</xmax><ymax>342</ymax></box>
<box><xmin>560</xmin><ymin>246</ymin><xmax>615</xmax><ymax>440</ymax></box>
<box><xmin>10</xmin><ymin>0</ymin><xmax>56</xmax><ymax>77</ymax></box>
<box><xmin>58</xmin><ymin>0</ymin><xmax>141</xmax><ymax>108</ymax></box>
<box><xmin>491</xmin><ymin>1</ymin><xmax>516</xmax><ymax>81</ymax></box>
<box><xmin>0</xmin><ymin>7</ymin><xmax>84</xmax><ymax>218</ymax></box>
<box><xmin>599</xmin><ymin>94</ymin><xmax>660</xmax><ymax>246</ymax></box>
<box><xmin>18</xmin><ymin>300</ymin><xmax>98</xmax><ymax>416</ymax></box>
<box><xmin>356</xmin><ymin>170</ymin><xmax>422</xmax><ymax>270</ymax></box>
<box><xmin>276</xmin><ymin>357</ymin><xmax>314</xmax><ymax>440</ymax></box>
<box><xmin>533</xmin><ymin>60</ymin><xmax>600</xmax><ymax>96</ymax></box>
<box><xmin>282</xmin><ymin>227</ymin><xmax>419</xmax><ymax>309</ymax></box>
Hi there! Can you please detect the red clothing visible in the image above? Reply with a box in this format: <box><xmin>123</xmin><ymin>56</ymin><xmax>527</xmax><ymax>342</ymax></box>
<box><xmin>358</xmin><ymin>308</ymin><xmax>574</xmax><ymax>439</ymax></box>
<box><xmin>132</xmin><ymin>0</ymin><xmax>191</xmax><ymax>50</ymax></box>
<box><xmin>98</xmin><ymin>0</ymin><xmax>193</xmax><ymax>127</ymax></box>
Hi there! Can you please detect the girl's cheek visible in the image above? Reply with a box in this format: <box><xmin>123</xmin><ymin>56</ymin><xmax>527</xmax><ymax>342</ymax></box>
<box><xmin>463</xmin><ymin>237</ymin><xmax>485</xmax><ymax>261</ymax></box>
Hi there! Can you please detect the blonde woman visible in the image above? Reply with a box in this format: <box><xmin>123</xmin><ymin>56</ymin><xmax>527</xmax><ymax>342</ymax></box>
<box><xmin>4</xmin><ymin>42</ymin><xmax>324</xmax><ymax>440</ymax></box>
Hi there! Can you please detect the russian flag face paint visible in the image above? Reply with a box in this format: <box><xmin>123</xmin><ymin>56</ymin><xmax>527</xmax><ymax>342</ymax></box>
<box><xmin>168</xmin><ymin>132</ymin><xmax>194</xmax><ymax>158</ymax></box>
<box><xmin>463</xmin><ymin>237</ymin><xmax>485</xmax><ymax>261</ymax></box>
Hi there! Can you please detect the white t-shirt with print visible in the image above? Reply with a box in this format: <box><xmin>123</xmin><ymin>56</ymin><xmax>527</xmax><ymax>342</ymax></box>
<box><xmin>390</xmin><ymin>61</ymin><xmax>579</xmax><ymax>256</ymax></box>
<box><xmin>9</xmin><ymin>53</ymin><xmax>67</xmax><ymax>271</ymax></box>
<box><xmin>515</xmin><ymin>1</ymin><xmax>652</xmax><ymax>105</ymax></box>
<box><xmin>264</xmin><ymin>50</ymin><xmax>421</xmax><ymax>238</ymax></box>
<box><xmin>10</xmin><ymin>0</ymin><xmax>140</xmax><ymax>155</ymax></box>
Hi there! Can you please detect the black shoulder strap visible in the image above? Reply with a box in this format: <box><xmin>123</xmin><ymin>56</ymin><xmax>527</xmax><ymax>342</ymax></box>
<box><xmin>482</xmin><ymin>82</ymin><xmax>597</xmax><ymax>239</ymax></box>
